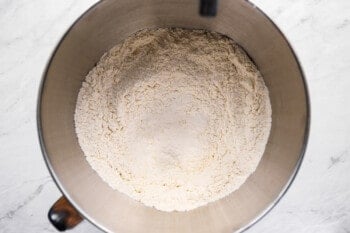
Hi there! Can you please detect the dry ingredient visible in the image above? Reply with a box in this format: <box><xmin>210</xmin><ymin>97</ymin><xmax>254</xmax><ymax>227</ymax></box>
<box><xmin>74</xmin><ymin>28</ymin><xmax>271</xmax><ymax>212</ymax></box>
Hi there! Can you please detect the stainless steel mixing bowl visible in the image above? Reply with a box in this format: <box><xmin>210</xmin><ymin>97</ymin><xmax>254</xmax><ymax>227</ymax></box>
<box><xmin>38</xmin><ymin>0</ymin><xmax>310</xmax><ymax>232</ymax></box>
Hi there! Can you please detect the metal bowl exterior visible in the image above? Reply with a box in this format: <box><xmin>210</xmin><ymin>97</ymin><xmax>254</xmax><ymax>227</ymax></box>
<box><xmin>38</xmin><ymin>0</ymin><xmax>310</xmax><ymax>232</ymax></box>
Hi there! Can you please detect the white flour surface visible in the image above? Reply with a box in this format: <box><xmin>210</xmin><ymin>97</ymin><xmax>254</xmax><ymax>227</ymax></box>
<box><xmin>75</xmin><ymin>28</ymin><xmax>271</xmax><ymax>212</ymax></box>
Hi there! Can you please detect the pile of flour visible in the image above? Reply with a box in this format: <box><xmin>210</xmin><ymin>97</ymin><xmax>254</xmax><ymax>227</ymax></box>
<box><xmin>75</xmin><ymin>28</ymin><xmax>271</xmax><ymax>212</ymax></box>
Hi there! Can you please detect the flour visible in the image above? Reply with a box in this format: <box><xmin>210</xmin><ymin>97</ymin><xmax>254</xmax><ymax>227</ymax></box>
<box><xmin>74</xmin><ymin>28</ymin><xmax>272</xmax><ymax>212</ymax></box>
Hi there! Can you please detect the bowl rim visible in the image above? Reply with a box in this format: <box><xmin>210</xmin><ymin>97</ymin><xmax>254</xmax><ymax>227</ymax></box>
<box><xmin>37</xmin><ymin>0</ymin><xmax>311</xmax><ymax>232</ymax></box>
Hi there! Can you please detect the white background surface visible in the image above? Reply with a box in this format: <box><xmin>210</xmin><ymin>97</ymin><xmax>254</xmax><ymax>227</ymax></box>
<box><xmin>0</xmin><ymin>0</ymin><xmax>349</xmax><ymax>232</ymax></box>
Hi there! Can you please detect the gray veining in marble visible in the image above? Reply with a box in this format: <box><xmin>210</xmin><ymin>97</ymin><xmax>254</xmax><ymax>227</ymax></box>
<box><xmin>0</xmin><ymin>0</ymin><xmax>349</xmax><ymax>232</ymax></box>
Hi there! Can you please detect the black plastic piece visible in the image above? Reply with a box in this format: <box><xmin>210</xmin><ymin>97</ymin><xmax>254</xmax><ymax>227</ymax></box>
<box><xmin>200</xmin><ymin>0</ymin><xmax>218</xmax><ymax>17</ymax></box>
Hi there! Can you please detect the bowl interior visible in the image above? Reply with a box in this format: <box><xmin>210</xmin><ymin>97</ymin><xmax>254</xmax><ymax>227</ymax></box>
<box><xmin>39</xmin><ymin>0</ymin><xmax>308</xmax><ymax>232</ymax></box>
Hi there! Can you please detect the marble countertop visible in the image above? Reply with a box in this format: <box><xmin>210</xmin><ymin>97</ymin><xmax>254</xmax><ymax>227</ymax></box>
<box><xmin>0</xmin><ymin>0</ymin><xmax>349</xmax><ymax>232</ymax></box>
